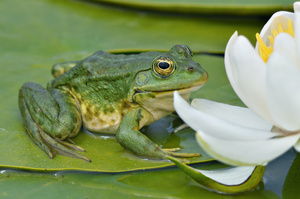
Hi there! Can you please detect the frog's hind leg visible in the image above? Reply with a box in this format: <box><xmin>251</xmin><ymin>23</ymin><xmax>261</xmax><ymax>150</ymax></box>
<box><xmin>18</xmin><ymin>82</ymin><xmax>90</xmax><ymax>162</ymax></box>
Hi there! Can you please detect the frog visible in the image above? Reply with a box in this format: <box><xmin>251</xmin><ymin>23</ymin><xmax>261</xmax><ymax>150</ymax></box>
<box><xmin>18</xmin><ymin>45</ymin><xmax>208</xmax><ymax>162</ymax></box>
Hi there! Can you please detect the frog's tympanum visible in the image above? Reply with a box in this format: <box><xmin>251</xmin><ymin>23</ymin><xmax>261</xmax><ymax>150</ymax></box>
<box><xmin>18</xmin><ymin>45</ymin><xmax>208</xmax><ymax>162</ymax></box>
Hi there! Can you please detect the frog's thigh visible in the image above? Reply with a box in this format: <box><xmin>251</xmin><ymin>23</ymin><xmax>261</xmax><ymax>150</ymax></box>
<box><xmin>116</xmin><ymin>108</ymin><xmax>167</xmax><ymax>159</ymax></box>
<box><xmin>19</xmin><ymin>82</ymin><xmax>89</xmax><ymax>162</ymax></box>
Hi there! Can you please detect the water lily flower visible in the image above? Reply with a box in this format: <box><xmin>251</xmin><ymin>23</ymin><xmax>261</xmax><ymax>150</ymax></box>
<box><xmin>169</xmin><ymin>2</ymin><xmax>300</xmax><ymax>193</ymax></box>
<box><xmin>174</xmin><ymin>2</ymin><xmax>300</xmax><ymax>167</ymax></box>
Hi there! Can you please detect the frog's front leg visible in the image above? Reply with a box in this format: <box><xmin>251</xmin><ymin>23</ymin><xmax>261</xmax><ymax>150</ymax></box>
<box><xmin>18</xmin><ymin>82</ymin><xmax>90</xmax><ymax>162</ymax></box>
<box><xmin>116</xmin><ymin>108</ymin><xmax>200</xmax><ymax>159</ymax></box>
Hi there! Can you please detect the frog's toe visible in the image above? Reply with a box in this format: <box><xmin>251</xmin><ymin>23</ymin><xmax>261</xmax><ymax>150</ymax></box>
<box><xmin>163</xmin><ymin>149</ymin><xmax>201</xmax><ymax>158</ymax></box>
<box><xmin>173</xmin><ymin>124</ymin><xmax>189</xmax><ymax>133</ymax></box>
<box><xmin>27</xmin><ymin>126</ymin><xmax>55</xmax><ymax>159</ymax></box>
<box><xmin>162</xmin><ymin>148</ymin><xmax>181</xmax><ymax>152</ymax></box>
<box><xmin>25</xmin><ymin>117</ymin><xmax>90</xmax><ymax>162</ymax></box>
<box><xmin>57</xmin><ymin>139</ymin><xmax>86</xmax><ymax>152</ymax></box>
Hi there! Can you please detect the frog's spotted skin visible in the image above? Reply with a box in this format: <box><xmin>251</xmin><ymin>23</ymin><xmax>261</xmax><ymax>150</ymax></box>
<box><xmin>81</xmin><ymin>102</ymin><xmax>124</xmax><ymax>133</ymax></box>
<box><xmin>18</xmin><ymin>45</ymin><xmax>208</xmax><ymax>162</ymax></box>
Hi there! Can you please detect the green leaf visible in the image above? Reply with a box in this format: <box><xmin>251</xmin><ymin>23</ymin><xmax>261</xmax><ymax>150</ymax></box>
<box><xmin>95</xmin><ymin>0</ymin><xmax>294</xmax><ymax>16</ymax></box>
<box><xmin>168</xmin><ymin>156</ymin><xmax>266</xmax><ymax>194</ymax></box>
<box><xmin>0</xmin><ymin>54</ymin><xmax>233</xmax><ymax>172</ymax></box>
<box><xmin>0</xmin><ymin>166</ymin><xmax>280</xmax><ymax>199</ymax></box>
<box><xmin>282</xmin><ymin>153</ymin><xmax>300</xmax><ymax>199</ymax></box>
<box><xmin>0</xmin><ymin>53</ymin><xmax>239</xmax><ymax>173</ymax></box>
<box><xmin>0</xmin><ymin>0</ymin><xmax>264</xmax><ymax>172</ymax></box>
<box><xmin>1</xmin><ymin>0</ymin><xmax>266</xmax><ymax>58</ymax></box>
<box><xmin>0</xmin><ymin>0</ymin><xmax>288</xmax><ymax>197</ymax></box>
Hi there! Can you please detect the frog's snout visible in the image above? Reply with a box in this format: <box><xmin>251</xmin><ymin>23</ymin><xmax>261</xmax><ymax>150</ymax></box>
<box><xmin>202</xmin><ymin>70</ymin><xmax>209</xmax><ymax>84</ymax></box>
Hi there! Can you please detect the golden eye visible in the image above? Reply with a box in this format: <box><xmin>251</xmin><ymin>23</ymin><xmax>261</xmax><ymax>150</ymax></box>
<box><xmin>153</xmin><ymin>57</ymin><xmax>175</xmax><ymax>76</ymax></box>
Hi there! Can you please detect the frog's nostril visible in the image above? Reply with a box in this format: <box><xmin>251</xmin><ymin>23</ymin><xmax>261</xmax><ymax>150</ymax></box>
<box><xmin>188</xmin><ymin>67</ymin><xmax>194</xmax><ymax>72</ymax></box>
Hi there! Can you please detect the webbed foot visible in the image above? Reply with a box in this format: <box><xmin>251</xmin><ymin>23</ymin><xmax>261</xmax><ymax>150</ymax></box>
<box><xmin>40</xmin><ymin>132</ymin><xmax>91</xmax><ymax>162</ymax></box>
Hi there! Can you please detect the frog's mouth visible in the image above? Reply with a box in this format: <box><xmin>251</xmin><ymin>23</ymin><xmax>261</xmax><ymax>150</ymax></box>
<box><xmin>133</xmin><ymin>84</ymin><xmax>203</xmax><ymax>98</ymax></box>
<box><xmin>175</xmin><ymin>85</ymin><xmax>203</xmax><ymax>94</ymax></box>
<box><xmin>134</xmin><ymin>77</ymin><xmax>206</xmax><ymax>95</ymax></box>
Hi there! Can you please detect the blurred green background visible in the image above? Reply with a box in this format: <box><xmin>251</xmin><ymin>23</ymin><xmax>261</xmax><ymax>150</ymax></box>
<box><xmin>0</xmin><ymin>0</ymin><xmax>299</xmax><ymax>198</ymax></box>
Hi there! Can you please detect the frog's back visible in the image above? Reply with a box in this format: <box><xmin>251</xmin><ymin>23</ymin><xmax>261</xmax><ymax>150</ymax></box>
<box><xmin>51</xmin><ymin>50</ymin><xmax>160</xmax><ymax>89</ymax></box>
<box><xmin>80</xmin><ymin>50</ymin><xmax>159</xmax><ymax>76</ymax></box>
<box><xmin>49</xmin><ymin>50</ymin><xmax>160</xmax><ymax>133</ymax></box>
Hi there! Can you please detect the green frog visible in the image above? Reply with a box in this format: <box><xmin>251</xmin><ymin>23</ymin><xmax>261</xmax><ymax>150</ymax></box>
<box><xmin>18</xmin><ymin>45</ymin><xmax>208</xmax><ymax>162</ymax></box>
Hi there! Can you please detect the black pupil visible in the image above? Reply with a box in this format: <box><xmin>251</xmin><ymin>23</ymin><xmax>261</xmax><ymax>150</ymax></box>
<box><xmin>158</xmin><ymin>62</ymin><xmax>170</xmax><ymax>69</ymax></box>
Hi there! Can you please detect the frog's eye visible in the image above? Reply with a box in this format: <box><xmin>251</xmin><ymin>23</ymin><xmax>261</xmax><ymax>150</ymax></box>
<box><xmin>153</xmin><ymin>56</ymin><xmax>175</xmax><ymax>77</ymax></box>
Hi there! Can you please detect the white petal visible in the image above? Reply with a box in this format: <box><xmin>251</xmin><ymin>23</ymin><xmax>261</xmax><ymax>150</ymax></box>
<box><xmin>258</xmin><ymin>11</ymin><xmax>294</xmax><ymax>47</ymax></box>
<box><xmin>293</xmin><ymin>139</ymin><xmax>300</xmax><ymax>153</ymax></box>
<box><xmin>294</xmin><ymin>2</ymin><xmax>300</xmax><ymax>12</ymax></box>
<box><xmin>224</xmin><ymin>32</ymin><xmax>239</xmax><ymax>92</ymax></box>
<box><xmin>273</xmin><ymin>33</ymin><xmax>299</xmax><ymax>66</ymax></box>
<box><xmin>196</xmin><ymin>166</ymin><xmax>256</xmax><ymax>186</ymax></box>
<box><xmin>266</xmin><ymin>50</ymin><xmax>300</xmax><ymax>131</ymax></box>
<box><xmin>225</xmin><ymin>33</ymin><xmax>274</xmax><ymax>123</ymax></box>
<box><xmin>191</xmin><ymin>98</ymin><xmax>272</xmax><ymax>130</ymax></box>
<box><xmin>295</xmin><ymin>10</ymin><xmax>300</xmax><ymax>66</ymax></box>
<box><xmin>196</xmin><ymin>130</ymin><xmax>300</xmax><ymax>166</ymax></box>
<box><xmin>174</xmin><ymin>91</ymin><xmax>278</xmax><ymax>141</ymax></box>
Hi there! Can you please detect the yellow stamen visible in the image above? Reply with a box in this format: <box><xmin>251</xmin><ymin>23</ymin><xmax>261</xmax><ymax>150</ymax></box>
<box><xmin>256</xmin><ymin>33</ymin><xmax>273</xmax><ymax>63</ymax></box>
<box><xmin>268</xmin><ymin>35</ymin><xmax>274</xmax><ymax>45</ymax></box>
<box><xmin>256</xmin><ymin>18</ymin><xmax>294</xmax><ymax>63</ymax></box>
<box><xmin>286</xmin><ymin>19</ymin><xmax>294</xmax><ymax>37</ymax></box>
<box><xmin>277</xmin><ymin>23</ymin><xmax>283</xmax><ymax>33</ymax></box>
<box><xmin>272</xmin><ymin>29</ymin><xmax>279</xmax><ymax>38</ymax></box>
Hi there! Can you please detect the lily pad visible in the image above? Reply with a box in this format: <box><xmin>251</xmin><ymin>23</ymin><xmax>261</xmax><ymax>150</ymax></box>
<box><xmin>0</xmin><ymin>54</ymin><xmax>229</xmax><ymax>172</ymax></box>
<box><xmin>0</xmin><ymin>51</ymin><xmax>236</xmax><ymax>172</ymax></box>
<box><xmin>0</xmin><ymin>165</ymin><xmax>280</xmax><ymax>199</ymax></box>
<box><xmin>0</xmin><ymin>0</ymin><xmax>290</xmax><ymax>197</ymax></box>
<box><xmin>0</xmin><ymin>0</ymin><xmax>266</xmax><ymax>59</ymax></box>
<box><xmin>282</xmin><ymin>152</ymin><xmax>300</xmax><ymax>198</ymax></box>
<box><xmin>95</xmin><ymin>0</ymin><xmax>294</xmax><ymax>16</ymax></box>
<box><xmin>0</xmin><ymin>0</ymin><xmax>266</xmax><ymax>172</ymax></box>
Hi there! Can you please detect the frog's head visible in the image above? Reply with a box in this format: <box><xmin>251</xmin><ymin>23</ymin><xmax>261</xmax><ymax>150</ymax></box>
<box><xmin>132</xmin><ymin>45</ymin><xmax>208</xmax><ymax>120</ymax></box>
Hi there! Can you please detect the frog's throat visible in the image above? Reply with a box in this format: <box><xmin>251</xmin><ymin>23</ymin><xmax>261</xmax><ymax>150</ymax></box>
<box><xmin>131</xmin><ymin>85</ymin><xmax>203</xmax><ymax>118</ymax></box>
